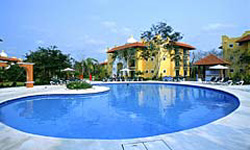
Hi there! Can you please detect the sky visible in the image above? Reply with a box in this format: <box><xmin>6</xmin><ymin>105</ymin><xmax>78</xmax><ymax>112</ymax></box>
<box><xmin>0</xmin><ymin>0</ymin><xmax>249</xmax><ymax>62</ymax></box>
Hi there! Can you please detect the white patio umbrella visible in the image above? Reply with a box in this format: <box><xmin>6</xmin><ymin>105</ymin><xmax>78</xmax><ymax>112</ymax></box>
<box><xmin>209</xmin><ymin>65</ymin><xmax>229</xmax><ymax>70</ymax></box>
<box><xmin>61</xmin><ymin>68</ymin><xmax>75</xmax><ymax>72</ymax></box>
<box><xmin>209</xmin><ymin>65</ymin><xmax>229</xmax><ymax>78</ymax></box>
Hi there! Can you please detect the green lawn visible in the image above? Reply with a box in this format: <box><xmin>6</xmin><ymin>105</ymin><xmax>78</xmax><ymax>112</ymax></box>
<box><xmin>0</xmin><ymin>82</ymin><xmax>25</xmax><ymax>88</ymax></box>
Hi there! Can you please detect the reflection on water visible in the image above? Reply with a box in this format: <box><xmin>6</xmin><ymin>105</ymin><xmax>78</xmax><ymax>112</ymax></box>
<box><xmin>0</xmin><ymin>83</ymin><xmax>239</xmax><ymax>139</ymax></box>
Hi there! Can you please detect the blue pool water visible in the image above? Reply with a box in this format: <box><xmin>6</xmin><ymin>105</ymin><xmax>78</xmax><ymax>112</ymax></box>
<box><xmin>0</xmin><ymin>83</ymin><xmax>239</xmax><ymax>139</ymax></box>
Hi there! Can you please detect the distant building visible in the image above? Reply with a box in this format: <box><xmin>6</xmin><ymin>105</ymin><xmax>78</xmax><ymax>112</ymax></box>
<box><xmin>99</xmin><ymin>60</ymin><xmax>108</xmax><ymax>69</ymax></box>
<box><xmin>106</xmin><ymin>36</ymin><xmax>195</xmax><ymax>78</ymax></box>
<box><xmin>221</xmin><ymin>31</ymin><xmax>250</xmax><ymax>76</ymax></box>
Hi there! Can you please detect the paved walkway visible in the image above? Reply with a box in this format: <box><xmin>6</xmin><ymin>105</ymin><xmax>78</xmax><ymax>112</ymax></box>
<box><xmin>0</xmin><ymin>82</ymin><xmax>250</xmax><ymax>150</ymax></box>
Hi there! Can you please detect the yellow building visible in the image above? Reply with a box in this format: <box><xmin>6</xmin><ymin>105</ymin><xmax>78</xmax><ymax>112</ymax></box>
<box><xmin>221</xmin><ymin>31</ymin><xmax>250</xmax><ymax>76</ymax></box>
<box><xmin>106</xmin><ymin>36</ymin><xmax>195</xmax><ymax>78</ymax></box>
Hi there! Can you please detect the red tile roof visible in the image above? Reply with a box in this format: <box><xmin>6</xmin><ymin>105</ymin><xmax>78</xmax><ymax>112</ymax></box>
<box><xmin>174</xmin><ymin>42</ymin><xmax>196</xmax><ymax>50</ymax></box>
<box><xmin>236</xmin><ymin>34</ymin><xmax>250</xmax><ymax>43</ymax></box>
<box><xmin>100</xmin><ymin>61</ymin><xmax>107</xmax><ymax>65</ymax></box>
<box><xmin>194</xmin><ymin>54</ymin><xmax>230</xmax><ymax>66</ymax></box>
<box><xmin>107</xmin><ymin>41</ymin><xmax>195</xmax><ymax>53</ymax></box>
<box><xmin>0</xmin><ymin>56</ymin><xmax>22</xmax><ymax>62</ymax></box>
<box><xmin>107</xmin><ymin>42</ymin><xmax>146</xmax><ymax>53</ymax></box>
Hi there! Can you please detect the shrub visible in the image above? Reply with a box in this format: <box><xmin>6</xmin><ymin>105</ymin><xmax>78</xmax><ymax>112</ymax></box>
<box><xmin>66</xmin><ymin>81</ymin><xmax>92</xmax><ymax>90</ymax></box>
<box><xmin>243</xmin><ymin>74</ymin><xmax>250</xmax><ymax>84</ymax></box>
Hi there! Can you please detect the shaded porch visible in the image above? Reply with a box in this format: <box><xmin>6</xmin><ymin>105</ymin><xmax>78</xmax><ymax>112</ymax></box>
<box><xmin>194</xmin><ymin>54</ymin><xmax>230</xmax><ymax>81</ymax></box>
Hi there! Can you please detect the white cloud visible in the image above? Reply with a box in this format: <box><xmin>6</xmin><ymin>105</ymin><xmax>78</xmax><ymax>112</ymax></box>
<box><xmin>101</xmin><ymin>21</ymin><xmax>133</xmax><ymax>35</ymax></box>
<box><xmin>121</xmin><ymin>27</ymin><xmax>133</xmax><ymax>36</ymax></box>
<box><xmin>36</xmin><ymin>40</ymin><xmax>45</xmax><ymax>45</ymax></box>
<box><xmin>75</xmin><ymin>35</ymin><xmax>107</xmax><ymax>46</ymax></box>
<box><xmin>102</xmin><ymin>21</ymin><xmax>117</xmax><ymax>28</ymax></box>
<box><xmin>84</xmin><ymin>38</ymin><xmax>106</xmax><ymax>45</ymax></box>
<box><xmin>202</xmin><ymin>23</ymin><xmax>236</xmax><ymax>31</ymax></box>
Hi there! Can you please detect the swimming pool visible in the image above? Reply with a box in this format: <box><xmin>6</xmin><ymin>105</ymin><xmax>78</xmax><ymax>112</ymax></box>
<box><xmin>0</xmin><ymin>83</ymin><xmax>239</xmax><ymax>139</ymax></box>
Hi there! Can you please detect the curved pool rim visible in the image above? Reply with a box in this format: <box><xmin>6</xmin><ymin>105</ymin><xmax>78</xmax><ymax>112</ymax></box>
<box><xmin>0</xmin><ymin>82</ymin><xmax>241</xmax><ymax>141</ymax></box>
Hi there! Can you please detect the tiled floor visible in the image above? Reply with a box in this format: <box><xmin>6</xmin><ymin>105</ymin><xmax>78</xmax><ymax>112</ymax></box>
<box><xmin>122</xmin><ymin>140</ymin><xmax>172</xmax><ymax>150</ymax></box>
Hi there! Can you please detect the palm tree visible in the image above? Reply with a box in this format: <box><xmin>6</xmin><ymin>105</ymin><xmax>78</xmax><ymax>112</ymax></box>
<box><xmin>112</xmin><ymin>47</ymin><xmax>138</xmax><ymax>77</ymax></box>
<box><xmin>112</xmin><ymin>47</ymin><xmax>137</xmax><ymax>69</ymax></box>
<box><xmin>85</xmin><ymin>58</ymin><xmax>99</xmax><ymax>75</ymax></box>
<box><xmin>74</xmin><ymin>58</ymin><xmax>99</xmax><ymax>77</ymax></box>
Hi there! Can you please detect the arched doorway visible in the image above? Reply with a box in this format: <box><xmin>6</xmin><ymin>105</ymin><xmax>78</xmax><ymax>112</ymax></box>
<box><xmin>0</xmin><ymin>57</ymin><xmax>34</xmax><ymax>88</ymax></box>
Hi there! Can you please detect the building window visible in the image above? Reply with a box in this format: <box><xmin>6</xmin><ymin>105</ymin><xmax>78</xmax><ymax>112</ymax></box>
<box><xmin>183</xmin><ymin>57</ymin><xmax>188</xmax><ymax>67</ymax></box>
<box><xmin>230</xmin><ymin>69</ymin><xmax>234</xmax><ymax>73</ymax></box>
<box><xmin>163</xmin><ymin>69</ymin><xmax>166</xmax><ymax>73</ymax></box>
<box><xmin>130</xmin><ymin>59</ymin><xmax>135</xmax><ymax>67</ymax></box>
<box><xmin>151</xmin><ymin>57</ymin><xmax>154</xmax><ymax>61</ymax></box>
<box><xmin>145</xmin><ymin>70</ymin><xmax>149</xmax><ymax>73</ymax></box>
<box><xmin>151</xmin><ymin>70</ymin><xmax>154</xmax><ymax>73</ymax></box>
<box><xmin>175</xmin><ymin>70</ymin><xmax>179</xmax><ymax>76</ymax></box>
<box><xmin>175</xmin><ymin>60</ymin><xmax>180</xmax><ymax>67</ymax></box>
<box><xmin>184</xmin><ymin>70</ymin><xmax>187</xmax><ymax>76</ymax></box>
<box><xmin>163</xmin><ymin>57</ymin><xmax>166</xmax><ymax>61</ymax></box>
<box><xmin>229</xmin><ymin>44</ymin><xmax>234</xmax><ymax>48</ymax></box>
<box><xmin>183</xmin><ymin>49</ymin><xmax>188</xmax><ymax>55</ymax></box>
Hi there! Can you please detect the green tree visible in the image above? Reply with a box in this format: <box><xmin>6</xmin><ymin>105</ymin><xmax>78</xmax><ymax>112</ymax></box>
<box><xmin>74</xmin><ymin>57</ymin><xmax>99</xmax><ymax>78</ymax></box>
<box><xmin>239</xmin><ymin>49</ymin><xmax>250</xmax><ymax>71</ymax></box>
<box><xmin>140</xmin><ymin>22</ymin><xmax>183</xmax><ymax>78</ymax></box>
<box><xmin>25</xmin><ymin>46</ymin><xmax>72</xmax><ymax>84</ymax></box>
<box><xmin>0</xmin><ymin>64</ymin><xmax>26</xmax><ymax>87</ymax></box>
<box><xmin>112</xmin><ymin>47</ymin><xmax>138</xmax><ymax>71</ymax></box>
<box><xmin>95</xmin><ymin>64</ymin><xmax>108</xmax><ymax>80</ymax></box>
<box><xmin>85</xmin><ymin>57</ymin><xmax>99</xmax><ymax>75</ymax></box>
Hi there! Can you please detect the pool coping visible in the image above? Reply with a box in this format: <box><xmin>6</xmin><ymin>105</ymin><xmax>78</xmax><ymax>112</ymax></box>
<box><xmin>1</xmin><ymin>81</ymin><xmax>250</xmax><ymax>150</ymax></box>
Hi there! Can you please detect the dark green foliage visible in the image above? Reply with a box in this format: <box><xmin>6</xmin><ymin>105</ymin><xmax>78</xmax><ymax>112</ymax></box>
<box><xmin>243</xmin><ymin>74</ymin><xmax>250</xmax><ymax>84</ymax></box>
<box><xmin>66</xmin><ymin>81</ymin><xmax>92</xmax><ymax>90</ymax></box>
<box><xmin>0</xmin><ymin>64</ymin><xmax>26</xmax><ymax>87</ymax></box>
<box><xmin>25</xmin><ymin>46</ymin><xmax>72</xmax><ymax>84</ymax></box>
<box><xmin>74</xmin><ymin>58</ymin><xmax>108</xmax><ymax>81</ymax></box>
<box><xmin>74</xmin><ymin>58</ymin><xmax>99</xmax><ymax>77</ymax></box>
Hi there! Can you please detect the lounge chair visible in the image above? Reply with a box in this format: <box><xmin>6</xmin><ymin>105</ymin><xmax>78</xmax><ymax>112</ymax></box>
<box><xmin>163</xmin><ymin>76</ymin><xmax>173</xmax><ymax>81</ymax></box>
<box><xmin>205</xmin><ymin>76</ymin><xmax>215</xmax><ymax>84</ymax></box>
<box><xmin>236</xmin><ymin>80</ymin><xmax>244</xmax><ymax>86</ymax></box>
<box><xmin>211</xmin><ymin>77</ymin><xmax>220</xmax><ymax>84</ymax></box>
<box><xmin>219</xmin><ymin>77</ymin><xmax>232</xmax><ymax>85</ymax></box>
<box><xmin>102</xmin><ymin>78</ymin><xmax>108</xmax><ymax>82</ymax></box>
<box><xmin>163</xmin><ymin>76</ymin><xmax>168</xmax><ymax>81</ymax></box>
<box><xmin>50</xmin><ymin>78</ymin><xmax>62</xmax><ymax>85</ymax></box>
<box><xmin>216</xmin><ymin>77</ymin><xmax>225</xmax><ymax>84</ymax></box>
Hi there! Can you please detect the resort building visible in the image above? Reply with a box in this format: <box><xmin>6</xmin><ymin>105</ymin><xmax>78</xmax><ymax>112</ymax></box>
<box><xmin>221</xmin><ymin>31</ymin><xmax>250</xmax><ymax>76</ymax></box>
<box><xmin>106</xmin><ymin>36</ymin><xmax>195</xmax><ymax>78</ymax></box>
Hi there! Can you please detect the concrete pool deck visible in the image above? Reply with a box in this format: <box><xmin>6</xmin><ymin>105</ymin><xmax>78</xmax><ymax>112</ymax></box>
<box><xmin>0</xmin><ymin>82</ymin><xmax>250</xmax><ymax>150</ymax></box>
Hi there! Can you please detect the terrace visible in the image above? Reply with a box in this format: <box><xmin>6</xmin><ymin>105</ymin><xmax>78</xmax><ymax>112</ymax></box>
<box><xmin>0</xmin><ymin>81</ymin><xmax>250</xmax><ymax>150</ymax></box>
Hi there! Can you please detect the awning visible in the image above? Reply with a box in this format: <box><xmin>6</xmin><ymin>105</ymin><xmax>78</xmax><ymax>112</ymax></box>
<box><xmin>62</xmin><ymin>68</ymin><xmax>75</xmax><ymax>72</ymax></box>
<box><xmin>209</xmin><ymin>65</ymin><xmax>229</xmax><ymax>70</ymax></box>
